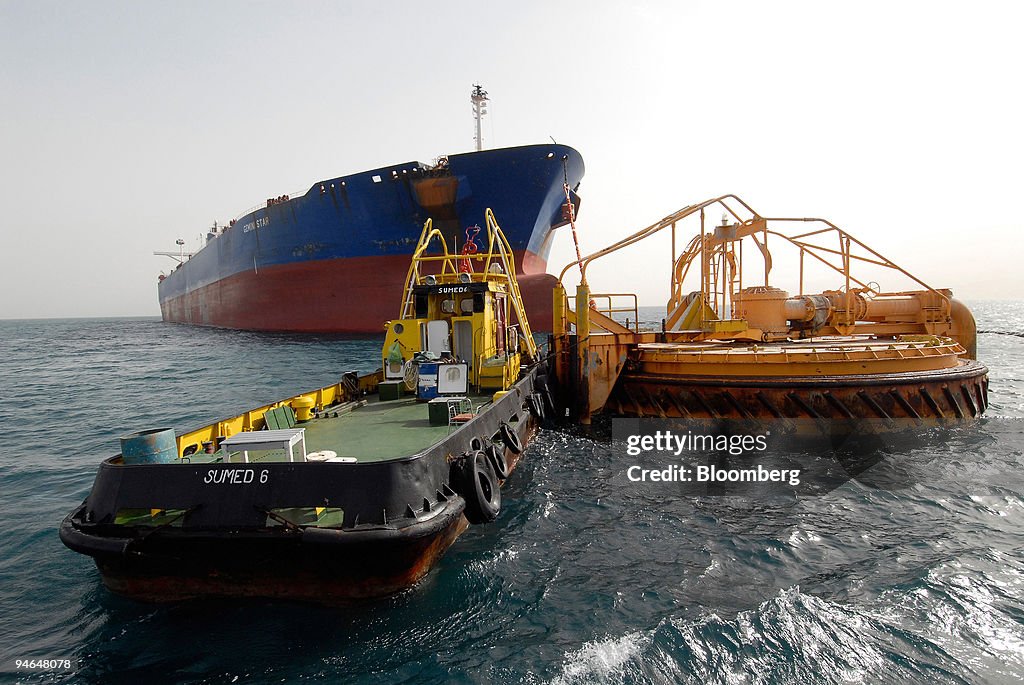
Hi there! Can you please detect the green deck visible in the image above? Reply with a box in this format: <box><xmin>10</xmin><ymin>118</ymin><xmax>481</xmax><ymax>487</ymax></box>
<box><xmin>304</xmin><ymin>395</ymin><xmax>456</xmax><ymax>461</ymax></box>
<box><xmin>193</xmin><ymin>394</ymin><xmax>493</xmax><ymax>465</ymax></box>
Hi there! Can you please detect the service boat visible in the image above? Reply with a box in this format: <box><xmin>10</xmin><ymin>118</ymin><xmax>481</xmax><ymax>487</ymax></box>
<box><xmin>61</xmin><ymin>211</ymin><xmax>555</xmax><ymax>603</ymax></box>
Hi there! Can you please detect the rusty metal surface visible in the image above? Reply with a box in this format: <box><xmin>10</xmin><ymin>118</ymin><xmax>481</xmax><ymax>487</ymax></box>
<box><xmin>96</xmin><ymin>515</ymin><xmax>471</xmax><ymax>604</ymax></box>
<box><xmin>606</xmin><ymin>360</ymin><xmax>988</xmax><ymax>422</ymax></box>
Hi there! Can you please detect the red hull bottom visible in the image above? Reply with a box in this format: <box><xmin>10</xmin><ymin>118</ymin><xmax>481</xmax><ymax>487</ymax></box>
<box><xmin>160</xmin><ymin>252</ymin><xmax>557</xmax><ymax>334</ymax></box>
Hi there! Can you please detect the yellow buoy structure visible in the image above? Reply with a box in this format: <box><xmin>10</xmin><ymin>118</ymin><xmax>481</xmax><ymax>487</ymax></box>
<box><xmin>551</xmin><ymin>194</ymin><xmax>988</xmax><ymax>424</ymax></box>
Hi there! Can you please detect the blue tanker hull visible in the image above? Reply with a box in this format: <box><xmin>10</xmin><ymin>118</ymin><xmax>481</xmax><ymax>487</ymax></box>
<box><xmin>158</xmin><ymin>144</ymin><xmax>584</xmax><ymax>333</ymax></box>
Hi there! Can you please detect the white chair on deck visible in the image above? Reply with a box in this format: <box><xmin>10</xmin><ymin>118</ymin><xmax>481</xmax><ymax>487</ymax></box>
<box><xmin>448</xmin><ymin>397</ymin><xmax>475</xmax><ymax>432</ymax></box>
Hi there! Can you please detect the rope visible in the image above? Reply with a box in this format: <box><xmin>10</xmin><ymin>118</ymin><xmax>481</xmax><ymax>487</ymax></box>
<box><xmin>562</xmin><ymin>155</ymin><xmax>587</xmax><ymax>286</ymax></box>
<box><xmin>978</xmin><ymin>330</ymin><xmax>1024</xmax><ymax>339</ymax></box>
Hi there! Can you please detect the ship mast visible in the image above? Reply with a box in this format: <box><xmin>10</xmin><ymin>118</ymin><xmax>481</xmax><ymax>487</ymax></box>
<box><xmin>471</xmin><ymin>84</ymin><xmax>489</xmax><ymax>151</ymax></box>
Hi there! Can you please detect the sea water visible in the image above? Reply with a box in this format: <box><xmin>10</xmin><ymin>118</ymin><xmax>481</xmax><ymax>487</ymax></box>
<box><xmin>1</xmin><ymin>303</ymin><xmax>1022</xmax><ymax>684</ymax></box>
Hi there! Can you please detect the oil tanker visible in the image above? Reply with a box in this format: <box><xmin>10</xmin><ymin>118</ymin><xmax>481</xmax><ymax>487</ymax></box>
<box><xmin>157</xmin><ymin>143</ymin><xmax>584</xmax><ymax>333</ymax></box>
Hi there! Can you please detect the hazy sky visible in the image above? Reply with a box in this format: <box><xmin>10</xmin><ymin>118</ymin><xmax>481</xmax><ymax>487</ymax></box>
<box><xmin>2</xmin><ymin>0</ymin><xmax>1021</xmax><ymax>319</ymax></box>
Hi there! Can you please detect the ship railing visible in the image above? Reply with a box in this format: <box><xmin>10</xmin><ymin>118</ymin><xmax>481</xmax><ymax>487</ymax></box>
<box><xmin>230</xmin><ymin>188</ymin><xmax>309</xmax><ymax>224</ymax></box>
<box><xmin>759</xmin><ymin>219</ymin><xmax>950</xmax><ymax>321</ymax></box>
<box><xmin>588</xmin><ymin>294</ymin><xmax>641</xmax><ymax>333</ymax></box>
<box><xmin>558</xmin><ymin>194</ymin><xmax>758</xmax><ymax>285</ymax></box>
<box><xmin>665</xmin><ymin>215</ymin><xmax>952</xmax><ymax>328</ymax></box>
<box><xmin>173</xmin><ymin>371</ymin><xmax>381</xmax><ymax>459</ymax></box>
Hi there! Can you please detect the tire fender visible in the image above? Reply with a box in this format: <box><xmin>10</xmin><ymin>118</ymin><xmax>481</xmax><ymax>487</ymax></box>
<box><xmin>498</xmin><ymin>421</ymin><xmax>523</xmax><ymax>454</ymax></box>
<box><xmin>453</xmin><ymin>450</ymin><xmax>501</xmax><ymax>524</ymax></box>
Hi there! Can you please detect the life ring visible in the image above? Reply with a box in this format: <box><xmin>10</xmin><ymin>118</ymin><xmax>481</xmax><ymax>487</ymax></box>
<box><xmin>498</xmin><ymin>421</ymin><xmax>523</xmax><ymax>454</ymax></box>
<box><xmin>402</xmin><ymin>360</ymin><xmax>418</xmax><ymax>391</ymax></box>
<box><xmin>485</xmin><ymin>443</ymin><xmax>508</xmax><ymax>480</ymax></box>
<box><xmin>453</xmin><ymin>451</ymin><xmax>501</xmax><ymax>524</ymax></box>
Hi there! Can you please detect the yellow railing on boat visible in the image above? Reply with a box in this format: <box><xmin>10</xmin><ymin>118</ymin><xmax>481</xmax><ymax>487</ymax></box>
<box><xmin>173</xmin><ymin>371</ymin><xmax>382</xmax><ymax>458</ymax></box>
<box><xmin>396</xmin><ymin>208</ymin><xmax>537</xmax><ymax>360</ymax></box>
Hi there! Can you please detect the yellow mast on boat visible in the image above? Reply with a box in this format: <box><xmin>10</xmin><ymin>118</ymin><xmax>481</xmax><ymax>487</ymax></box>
<box><xmin>386</xmin><ymin>209</ymin><xmax>536</xmax><ymax>392</ymax></box>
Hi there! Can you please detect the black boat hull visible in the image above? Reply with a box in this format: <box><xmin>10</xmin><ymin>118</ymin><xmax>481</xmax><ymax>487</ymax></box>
<box><xmin>62</xmin><ymin>499</ymin><xmax>470</xmax><ymax>603</ymax></box>
<box><xmin>60</xmin><ymin>372</ymin><xmax>549</xmax><ymax>603</ymax></box>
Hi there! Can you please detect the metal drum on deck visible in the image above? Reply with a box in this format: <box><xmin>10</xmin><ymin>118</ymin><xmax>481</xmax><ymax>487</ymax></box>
<box><xmin>120</xmin><ymin>428</ymin><xmax>177</xmax><ymax>465</ymax></box>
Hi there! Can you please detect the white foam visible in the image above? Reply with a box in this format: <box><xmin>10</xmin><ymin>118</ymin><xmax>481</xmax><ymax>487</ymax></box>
<box><xmin>550</xmin><ymin>631</ymin><xmax>649</xmax><ymax>685</ymax></box>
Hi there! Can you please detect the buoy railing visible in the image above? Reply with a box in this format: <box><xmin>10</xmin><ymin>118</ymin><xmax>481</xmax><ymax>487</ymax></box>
<box><xmin>554</xmin><ymin>194</ymin><xmax>951</xmax><ymax>335</ymax></box>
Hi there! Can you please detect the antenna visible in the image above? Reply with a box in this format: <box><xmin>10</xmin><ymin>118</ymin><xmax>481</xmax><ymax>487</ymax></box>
<box><xmin>471</xmin><ymin>84</ymin><xmax>489</xmax><ymax>151</ymax></box>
